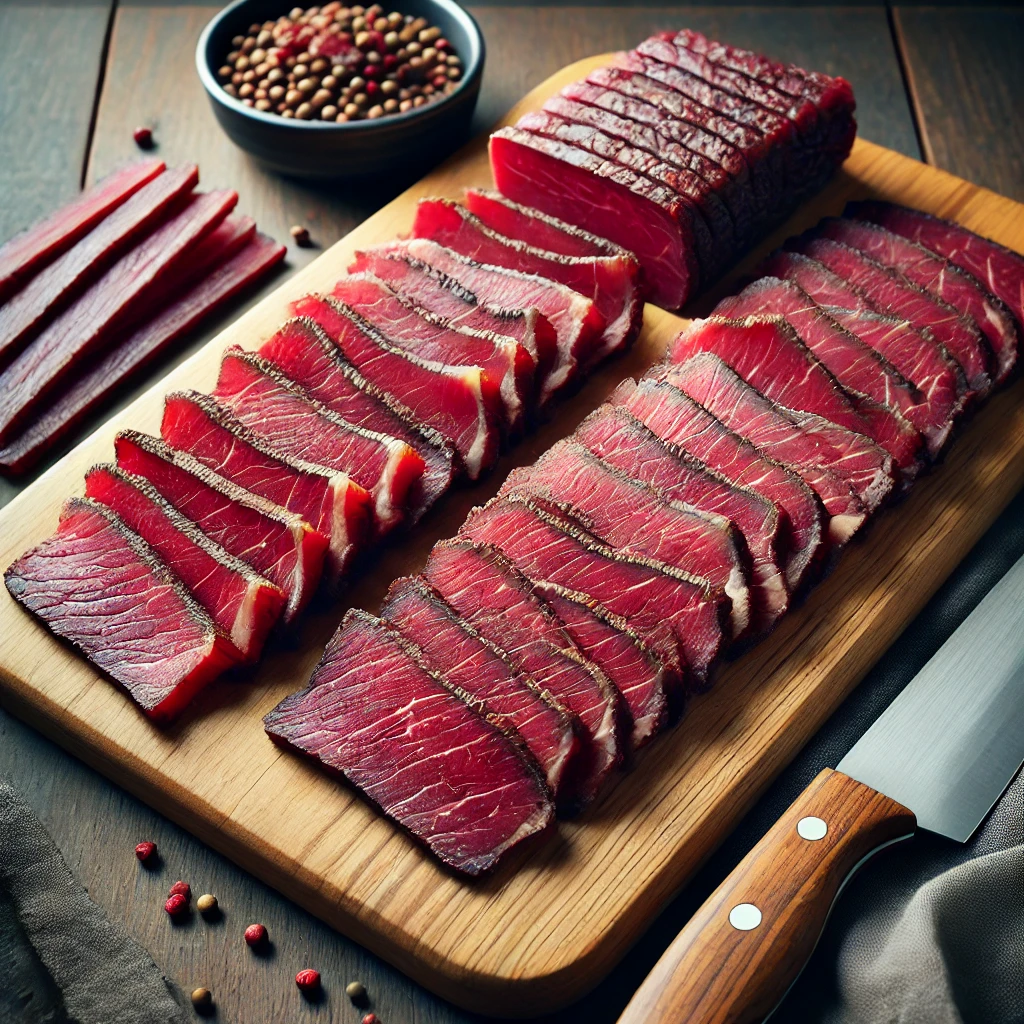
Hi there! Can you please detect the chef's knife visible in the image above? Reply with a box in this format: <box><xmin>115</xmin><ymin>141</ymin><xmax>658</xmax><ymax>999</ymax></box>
<box><xmin>617</xmin><ymin>551</ymin><xmax>1024</xmax><ymax>1024</ymax></box>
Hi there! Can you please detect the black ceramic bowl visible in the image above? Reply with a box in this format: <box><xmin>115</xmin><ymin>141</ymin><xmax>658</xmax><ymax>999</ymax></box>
<box><xmin>196</xmin><ymin>0</ymin><xmax>484</xmax><ymax>179</ymax></box>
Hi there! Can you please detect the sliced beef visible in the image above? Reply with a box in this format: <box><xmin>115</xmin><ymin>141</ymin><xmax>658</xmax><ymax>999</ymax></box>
<box><xmin>788</xmin><ymin>235</ymin><xmax>993</xmax><ymax>398</ymax></box>
<box><xmin>160</xmin><ymin>391</ymin><xmax>370</xmax><ymax>581</ymax></box>
<box><xmin>333</xmin><ymin>272</ymin><xmax>534</xmax><ymax>434</ymax></box>
<box><xmin>460</xmin><ymin>494</ymin><xmax>727</xmax><ymax>690</ymax></box>
<box><xmin>411</xmin><ymin>198</ymin><xmax>642</xmax><ymax>364</ymax></box>
<box><xmin>421</xmin><ymin>538</ymin><xmax>625</xmax><ymax>810</ymax></box>
<box><xmin>0</xmin><ymin>190</ymin><xmax>237</xmax><ymax>447</ymax></box>
<box><xmin>0</xmin><ymin>225</ymin><xmax>284</xmax><ymax>476</ymax></box>
<box><xmin>848</xmin><ymin>200</ymin><xmax>1024</xmax><ymax>356</ymax></box>
<box><xmin>541</xmin><ymin>95</ymin><xmax>752</xmax><ymax>252</ymax></box>
<box><xmin>348</xmin><ymin>247</ymin><xmax>558</xmax><ymax>380</ymax></box>
<box><xmin>292</xmin><ymin>294</ymin><xmax>500</xmax><ymax>480</ymax></box>
<box><xmin>817</xmin><ymin>216</ymin><xmax>1019</xmax><ymax>385</ymax></box>
<box><xmin>215</xmin><ymin>345</ymin><xmax>424</xmax><ymax>534</ymax></box>
<box><xmin>380</xmin><ymin>576</ymin><xmax>583</xmax><ymax>809</ymax></box>
<box><xmin>264</xmin><ymin>608</ymin><xmax>554</xmax><ymax>876</ymax></box>
<box><xmin>5</xmin><ymin>497</ymin><xmax>237</xmax><ymax>722</ymax></box>
<box><xmin>489</xmin><ymin>126</ymin><xmax>698</xmax><ymax>310</ymax></box>
<box><xmin>0</xmin><ymin>165</ymin><xmax>199</xmax><ymax>370</ymax></box>
<box><xmin>715</xmin><ymin>277</ymin><xmax>945</xmax><ymax>460</ymax></box>
<box><xmin>115</xmin><ymin>431</ymin><xmax>327</xmax><ymax>622</ymax></box>
<box><xmin>0</xmin><ymin>159</ymin><xmax>165</xmax><ymax>303</ymax></box>
<box><xmin>673</xmin><ymin>316</ymin><xmax>910</xmax><ymax>491</ymax></box>
<box><xmin>614</xmin><ymin>376</ymin><xmax>825</xmax><ymax>591</ymax></box>
<box><xmin>529</xmin><ymin>580</ymin><xmax>672</xmax><ymax>749</ymax></box>
<box><xmin>84</xmin><ymin>464</ymin><xmax>285</xmax><ymax>662</ymax></box>
<box><xmin>501</xmin><ymin>438</ymin><xmax>750</xmax><ymax>640</ymax></box>
<box><xmin>514</xmin><ymin>111</ymin><xmax>728</xmax><ymax>284</ymax></box>
<box><xmin>662</xmin><ymin>354</ymin><xmax>878</xmax><ymax>545</ymax></box>
<box><xmin>757</xmin><ymin>249</ymin><xmax>967</xmax><ymax>428</ymax></box>
<box><xmin>258</xmin><ymin>317</ymin><xmax>455</xmax><ymax>522</ymax></box>
<box><xmin>575</xmin><ymin>404</ymin><xmax>788</xmax><ymax>636</ymax></box>
<box><xmin>587</xmin><ymin>64</ymin><xmax>780</xmax><ymax>213</ymax></box>
<box><xmin>356</xmin><ymin>238</ymin><xmax>603</xmax><ymax>400</ymax></box>
<box><xmin>463</xmin><ymin>189</ymin><xmax>634</xmax><ymax>261</ymax></box>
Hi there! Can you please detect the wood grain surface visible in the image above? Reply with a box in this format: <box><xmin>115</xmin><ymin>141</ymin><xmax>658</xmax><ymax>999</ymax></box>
<box><xmin>616</xmin><ymin>769</ymin><xmax>916</xmax><ymax>1024</ymax></box>
<box><xmin>1</xmin><ymin>50</ymin><xmax>1023</xmax><ymax>1016</ymax></box>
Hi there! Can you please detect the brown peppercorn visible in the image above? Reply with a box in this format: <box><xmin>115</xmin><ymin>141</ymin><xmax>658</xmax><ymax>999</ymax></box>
<box><xmin>387</xmin><ymin>10</ymin><xmax>402</xmax><ymax>26</ymax></box>
<box><xmin>346</xmin><ymin>980</ymin><xmax>368</xmax><ymax>1001</ymax></box>
<box><xmin>224</xmin><ymin>84</ymin><xmax>238</xmax><ymax>96</ymax></box>
<box><xmin>406</xmin><ymin>40</ymin><xmax>421</xmax><ymax>55</ymax></box>
<box><xmin>242</xmin><ymin>69</ymin><xmax>256</xmax><ymax>82</ymax></box>
<box><xmin>383</xmin><ymin>30</ymin><xmax>399</xmax><ymax>49</ymax></box>
<box><xmin>367</xmin><ymin>104</ymin><xmax>384</xmax><ymax>118</ymax></box>
<box><xmin>344</xmin><ymin>102</ymin><xmax>359</xmax><ymax>116</ymax></box>
<box><xmin>238</xmin><ymin>82</ymin><xmax>254</xmax><ymax>98</ymax></box>
<box><xmin>398</xmin><ymin>24</ymin><xmax>416</xmax><ymax>43</ymax></box>
<box><xmin>380</xmin><ymin>78</ymin><xmax>397</xmax><ymax>95</ymax></box>
<box><xmin>373</xmin><ymin>16</ymin><xmax>388</xmax><ymax>31</ymax></box>
<box><xmin>267</xmin><ymin>67</ymin><xmax>284</xmax><ymax>83</ymax></box>
<box><xmin>255</xmin><ymin>99</ymin><xmax>272</xmax><ymax>111</ymax></box>
<box><xmin>398</xmin><ymin>98</ymin><xmax>412</xmax><ymax>112</ymax></box>
<box><xmin>351</xmin><ymin>14</ymin><xmax>366</xmax><ymax>31</ymax></box>
<box><xmin>231</xmin><ymin>34</ymin><xmax>244</xmax><ymax>47</ymax></box>
<box><xmin>218</xmin><ymin>65</ymin><xmax>233</xmax><ymax>79</ymax></box>
<box><xmin>290</xmin><ymin>224</ymin><xmax>312</xmax><ymax>246</ymax></box>
<box><xmin>310</xmin><ymin>57</ymin><xmax>329</xmax><ymax>74</ymax></box>
<box><xmin>234</xmin><ymin>55</ymin><xmax>250</xmax><ymax>71</ymax></box>
<box><xmin>231</xmin><ymin>70</ymin><xmax>244</xmax><ymax>85</ymax></box>
<box><xmin>241</xmin><ymin>37</ymin><xmax>256</xmax><ymax>54</ymax></box>
<box><xmin>353</xmin><ymin>91</ymin><xmax>368</xmax><ymax>106</ymax></box>
<box><xmin>292</xmin><ymin>62</ymin><xmax>309</xmax><ymax>78</ymax></box>
<box><xmin>227</xmin><ymin>49</ymin><xmax>240</xmax><ymax>62</ymax></box>
<box><xmin>321</xmin><ymin>74</ymin><xmax>338</xmax><ymax>90</ymax></box>
<box><xmin>447</xmin><ymin>65</ymin><xmax>461</xmax><ymax>80</ymax></box>
<box><xmin>242</xmin><ymin>98</ymin><xmax>254</xmax><ymax>106</ymax></box>
<box><xmin>382</xmin><ymin>98</ymin><xmax>398</xmax><ymax>113</ymax></box>
<box><xmin>421</xmin><ymin>46</ymin><xmax>437</xmax><ymax>64</ymax></box>
<box><xmin>422</xmin><ymin>83</ymin><xmax>434</xmax><ymax>95</ymax></box>
<box><xmin>412</xmin><ymin>94</ymin><xmax>425</xmax><ymax>106</ymax></box>
<box><xmin>349</xmin><ymin>75</ymin><xmax>365</xmax><ymax>90</ymax></box>
<box><xmin>295</xmin><ymin>102</ymin><xmax>314</xmax><ymax>119</ymax></box>
<box><xmin>310</xmin><ymin>88</ymin><xmax>333</xmax><ymax>108</ymax></box>
<box><xmin>269</xmin><ymin>84</ymin><xmax>285</xmax><ymax>100</ymax></box>
<box><xmin>321</xmin><ymin>104</ymin><xmax>339</xmax><ymax>120</ymax></box>
<box><xmin>254</xmin><ymin>61</ymin><xmax>270</xmax><ymax>76</ymax></box>
<box><xmin>285</xmin><ymin>88</ymin><xmax>303</xmax><ymax>106</ymax></box>
<box><xmin>196</xmin><ymin>893</ymin><xmax>219</xmax><ymax>915</ymax></box>
<box><xmin>250</xmin><ymin>47</ymin><xmax>266</xmax><ymax>64</ymax></box>
<box><xmin>296</xmin><ymin>77</ymin><xmax>317</xmax><ymax>93</ymax></box>
<box><xmin>191</xmin><ymin>988</ymin><xmax>213</xmax><ymax>1012</ymax></box>
<box><xmin>335</xmin><ymin>112</ymin><xmax>350</xmax><ymax>122</ymax></box>
<box><xmin>257</xmin><ymin>29</ymin><xmax>273</xmax><ymax>47</ymax></box>
<box><xmin>418</xmin><ymin>25</ymin><xmax>441</xmax><ymax>44</ymax></box>
<box><xmin>281</xmin><ymin>108</ymin><xmax>294</xmax><ymax>117</ymax></box>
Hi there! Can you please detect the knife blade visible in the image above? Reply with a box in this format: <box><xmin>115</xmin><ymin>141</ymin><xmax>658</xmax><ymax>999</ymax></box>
<box><xmin>617</xmin><ymin>551</ymin><xmax>1024</xmax><ymax>1024</ymax></box>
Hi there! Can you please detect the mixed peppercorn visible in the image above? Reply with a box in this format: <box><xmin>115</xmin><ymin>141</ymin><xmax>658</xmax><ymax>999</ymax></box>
<box><xmin>217</xmin><ymin>3</ymin><xmax>463</xmax><ymax>123</ymax></box>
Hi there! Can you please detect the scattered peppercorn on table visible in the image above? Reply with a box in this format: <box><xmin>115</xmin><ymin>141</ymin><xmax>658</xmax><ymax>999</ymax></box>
<box><xmin>0</xmin><ymin>3</ymin><xmax>1021</xmax><ymax>1022</ymax></box>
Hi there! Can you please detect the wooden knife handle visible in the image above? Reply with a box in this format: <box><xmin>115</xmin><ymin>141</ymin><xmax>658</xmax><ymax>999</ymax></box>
<box><xmin>616</xmin><ymin>769</ymin><xmax>916</xmax><ymax>1024</ymax></box>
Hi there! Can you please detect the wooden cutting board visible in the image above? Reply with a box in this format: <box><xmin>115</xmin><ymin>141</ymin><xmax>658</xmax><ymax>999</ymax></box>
<box><xmin>1</xmin><ymin>55</ymin><xmax>1023</xmax><ymax>1016</ymax></box>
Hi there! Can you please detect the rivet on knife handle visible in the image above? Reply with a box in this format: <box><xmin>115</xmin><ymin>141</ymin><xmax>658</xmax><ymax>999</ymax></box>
<box><xmin>616</xmin><ymin>768</ymin><xmax>916</xmax><ymax>1024</ymax></box>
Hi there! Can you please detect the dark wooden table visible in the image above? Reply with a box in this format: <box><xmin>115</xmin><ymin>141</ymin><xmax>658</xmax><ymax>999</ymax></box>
<box><xmin>1</xmin><ymin>3</ymin><xmax>1021</xmax><ymax>1022</ymax></box>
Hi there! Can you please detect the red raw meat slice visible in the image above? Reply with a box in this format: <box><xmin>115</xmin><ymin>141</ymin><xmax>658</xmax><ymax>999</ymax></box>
<box><xmin>818</xmin><ymin>216</ymin><xmax>1019</xmax><ymax>385</ymax></box>
<box><xmin>84</xmin><ymin>464</ymin><xmax>284</xmax><ymax>662</ymax></box>
<box><xmin>380</xmin><ymin>577</ymin><xmax>582</xmax><ymax>809</ymax></box>
<box><xmin>617</xmin><ymin>51</ymin><xmax>797</xmax><ymax>190</ymax></box>
<box><xmin>501</xmin><ymin>438</ymin><xmax>750</xmax><ymax>640</ymax></box>
<box><xmin>357</xmin><ymin>237</ymin><xmax>603</xmax><ymax>401</ymax></box>
<box><xmin>160</xmin><ymin>391</ymin><xmax>370</xmax><ymax>581</ymax></box>
<box><xmin>542</xmin><ymin>93</ymin><xmax>752</xmax><ymax>247</ymax></box>
<box><xmin>714</xmin><ymin>277</ymin><xmax>943</xmax><ymax>461</ymax></box>
<box><xmin>586</xmin><ymin>65</ymin><xmax>780</xmax><ymax>213</ymax></box>
<box><xmin>575</xmin><ymin>404</ymin><xmax>788</xmax><ymax>636</ymax></box>
<box><xmin>0</xmin><ymin>165</ymin><xmax>199</xmax><ymax>370</ymax></box>
<box><xmin>258</xmin><ymin>317</ymin><xmax>455</xmax><ymax>523</ymax></box>
<box><xmin>559</xmin><ymin>78</ymin><xmax>760</xmax><ymax>219</ymax></box>
<box><xmin>4</xmin><ymin>497</ymin><xmax>237</xmax><ymax>722</ymax></box>
<box><xmin>673</xmin><ymin>316</ymin><xmax>909</xmax><ymax>493</ymax></box>
<box><xmin>461</xmin><ymin>494</ymin><xmax>727</xmax><ymax>690</ymax></box>
<box><xmin>0</xmin><ymin>228</ymin><xmax>284</xmax><ymax>476</ymax></box>
<box><xmin>264</xmin><ymin>608</ymin><xmax>554</xmax><ymax>877</ymax></box>
<box><xmin>614</xmin><ymin>376</ymin><xmax>824</xmax><ymax>592</ymax></box>
<box><xmin>757</xmin><ymin>249</ymin><xmax>966</xmax><ymax>426</ymax></box>
<box><xmin>849</xmin><ymin>200</ymin><xmax>1024</xmax><ymax>354</ymax></box>
<box><xmin>514</xmin><ymin>111</ymin><xmax>727</xmax><ymax>283</ymax></box>
<box><xmin>489</xmin><ymin>127</ymin><xmax>697</xmax><ymax>310</ymax></box>
<box><xmin>788</xmin><ymin>235</ymin><xmax>993</xmax><ymax>398</ymax></box>
<box><xmin>214</xmin><ymin>346</ymin><xmax>421</xmax><ymax>535</ymax></box>
<box><xmin>662</xmin><ymin>354</ymin><xmax>876</xmax><ymax>545</ymax></box>
<box><xmin>529</xmin><ymin>579</ymin><xmax>672</xmax><ymax>749</ymax></box>
<box><xmin>0</xmin><ymin>189</ymin><xmax>237</xmax><ymax>446</ymax></box>
<box><xmin>421</xmin><ymin>538</ymin><xmax>630</xmax><ymax>804</ymax></box>
<box><xmin>640</xmin><ymin>34</ymin><xmax>847</xmax><ymax>189</ymax></box>
<box><xmin>463</xmin><ymin>188</ymin><xmax>634</xmax><ymax>261</ymax></box>
<box><xmin>348</xmin><ymin>247</ymin><xmax>558</xmax><ymax>381</ymax></box>
<box><xmin>0</xmin><ymin>159</ymin><xmax>165</xmax><ymax>302</ymax></box>
<box><xmin>115</xmin><ymin>432</ymin><xmax>327</xmax><ymax>622</ymax></box>
<box><xmin>411</xmin><ymin>198</ymin><xmax>642</xmax><ymax>364</ymax></box>
<box><xmin>0</xmin><ymin>165</ymin><xmax>199</xmax><ymax>374</ymax></box>
<box><xmin>292</xmin><ymin>294</ymin><xmax>500</xmax><ymax>480</ymax></box>
<box><xmin>333</xmin><ymin>272</ymin><xmax>534</xmax><ymax>435</ymax></box>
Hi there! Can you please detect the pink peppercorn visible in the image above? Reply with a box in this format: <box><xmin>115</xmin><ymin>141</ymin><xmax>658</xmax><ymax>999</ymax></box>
<box><xmin>134</xmin><ymin>841</ymin><xmax>157</xmax><ymax>863</ymax></box>
<box><xmin>362</xmin><ymin>1014</ymin><xmax>378</xmax><ymax>1024</ymax></box>
<box><xmin>164</xmin><ymin>893</ymin><xmax>188</xmax><ymax>917</ymax></box>
<box><xmin>133</xmin><ymin>126</ymin><xmax>154</xmax><ymax>149</ymax></box>
<box><xmin>244</xmin><ymin>923</ymin><xmax>268</xmax><ymax>947</ymax></box>
<box><xmin>295</xmin><ymin>969</ymin><xmax>321</xmax><ymax>994</ymax></box>
<box><xmin>168</xmin><ymin>880</ymin><xmax>191</xmax><ymax>902</ymax></box>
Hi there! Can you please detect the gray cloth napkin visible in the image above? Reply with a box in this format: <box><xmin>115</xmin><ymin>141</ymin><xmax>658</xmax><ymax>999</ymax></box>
<box><xmin>0</xmin><ymin>778</ymin><xmax>187</xmax><ymax>1024</ymax></box>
